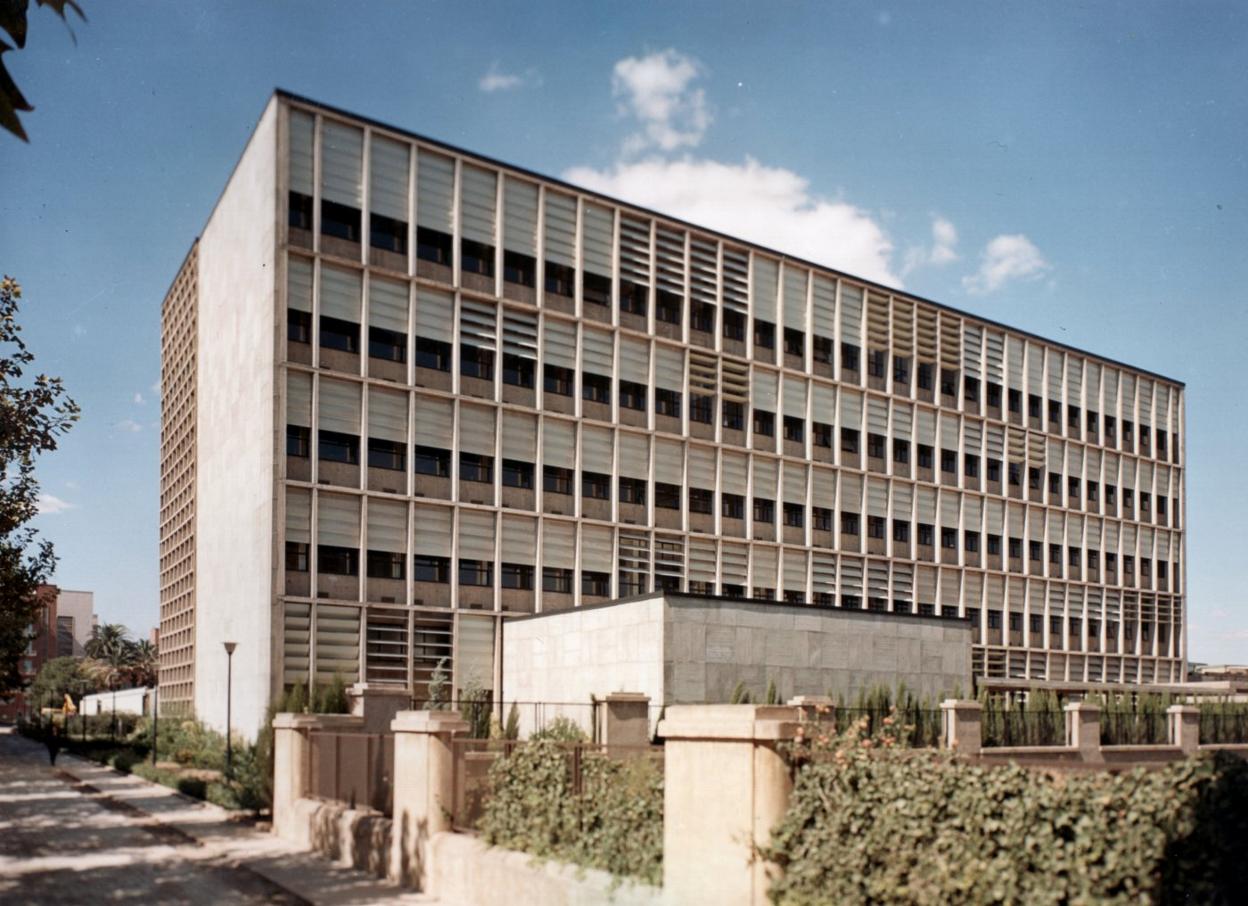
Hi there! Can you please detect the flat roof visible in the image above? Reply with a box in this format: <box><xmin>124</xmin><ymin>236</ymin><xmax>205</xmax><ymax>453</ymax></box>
<box><xmin>274</xmin><ymin>88</ymin><xmax>1184</xmax><ymax>389</ymax></box>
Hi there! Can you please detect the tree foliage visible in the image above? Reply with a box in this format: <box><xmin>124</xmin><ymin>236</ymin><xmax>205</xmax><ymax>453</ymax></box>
<box><xmin>0</xmin><ymin>1</ymin><xmax>85</xmax><ymax>141</ymax></box>
<box><xmin>79</xmin><ymin>623</ymin><xmax>158</xmax><ymax>691</ymax></box>
<box><xmin>0</xmin><ymin>276</ymin><xmax>78</xmax><ymax>693</ymax></box>
<box><xmin>29</xmin><ymin>654</ymin><xmax>92</xmax><ymax>707</ymax></box>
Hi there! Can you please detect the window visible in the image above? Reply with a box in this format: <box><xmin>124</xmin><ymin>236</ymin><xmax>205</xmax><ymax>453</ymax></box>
<box><xmin>813</xmin><ymin>335</ymin><xmax>833</xmax><ymax>364</ymax></box>
<box><xmin>893</xmin><ymin>439</ymin><xmax>910</xmax><ymax>464</ymax></box>
<box><xmin>503</xmin><ymin>250</ymin><xmax>535</xmax><ymax>287</ymax></box>
<box><xmin>1105</xmin><ymin>414</ymin><xmax>1116</xmax><ymax>437</ymax></box>
<box><xmin>783</xmin><ymin>416</ymin><xmax>805</xmax><ymax>443</ymax></box>
<box><xmin>1048</xmin><ymin>400</ymin><xmax>1060</xmax><ymax>425</ymax></box>
<box><xmin>754</xmin><ymin>320</ymin><xmax>776</xmax><ymax>349</ymax></box>
<box><xmin>964</xmin><ymin>376</ymin><xmax>980</xmax><ymax>402</ymax></box>
<box><xmin>784</xmin><ymin>502</ymin><xmax>805</xmax><ymax>527</ymax></box>
<box><xmin>1029</xmin><ymin>467</ymin><xmax>1042</xmax><ymax>490</ymax></box>
<box><xmin>502</xmin><ymin>459</ymin><xmax>534</xmax><ymax>489</ymax></box>
<box><xmin>721</xmin><ymin>492</ymin><xmax>744</xmax><ymax>519</ymax></box>
<box><xmin>543</xmin><ymin>567</ymin><xmax>573</xmax><ymax>593</ymax></box>
<box><xmin>784</xmin><ymin>328</ymin><xmax>804</xmax><ymax>357</ymax></box>
<box><xmin>1088</xmin><ymin>550</ymin><xmax>1100</xmax><ymax>570</ymax></box>
<box><xmin>893</xmin><ymin>356</ymin><xmax>910</xmax><ymax>384</ymax></box>
<box><xmin>368</xmin><ymin>437</ymin><xmax>405</xmax><ymax>471</ymax></box>
<box><xmin>319</xmin><ymin>430</ymin><xmax>359</xmax><ymax>464</ymax></box>
<box><xmin>1008</xmin><ymin>388</ymin><xmax>1021</xmax><ymax>413</ymax></box>
<box><xmin>1141</xmin><ymin>556</ymin><xmax>1151</xmax><ymax>577</ymax></box>
<box><xmin>1028</xmin><ymin>394</ymin><xmax>1041</xmax><ymax>419</ymax></box>
<box><xmin>369</xmin><ymin>326</ymin><xmax>406</xmax><ymax>363</ymax></box>
<box><xmin>841</xmin><ymin>512</ymin><xmax>860</xmax><ymax>535</ymax></box>
<box><xmin>810</xmin><ymin>422</ymin><xmax>831</xmax><ymax>448</ymax></box>
<box><xmin>1106</xmin><ymin>552</ymin><xmax>1117</xmax><ymax>572</ymax></box>
<box><xmin>917</xmin><ymin>363</ymin><xmax>934</xmax><ymax>391</ymax></box>
<box><xmin>722</xmin><ymin>309</ymin><xmax>746</xmax><ymax>341</ymax></box>
<box><xmin>416</xmin><ymin>226</ymin><xmax>452</xmax><ymax>265</ymax></box>
<box><xmin>868</xmin><ymin>350</ymin><xmax>887</xmax><ymax>378</ymax></box>
<box><xmin>582</xmin><ymin>571</ymin><xmax>610</xmax><ymax>596</ymax></box>
<box><xmin>416</xmin><ymin>337</ymin><xmax>451</xmax><ymax>371</ymax></box>
<box><xmin>753</xmin><ymin>409</ymin><xmax>775</xmax><ymax>437</ymax></box>
<box><xmin>583</xmin><ymin>272</ymin><xmax>611</xmax><ymax>307</ymax></box>
<box><xmin>841</xmin><ymin>343</ymin><xmax>860</xmax><ymax>372</ymax></box>
<box><xmin>987</xmin><ymin>611</ymin><xmax>1001</xmax><ymax>630</ymax></box>
<box><xmin>841</xmin><ymin>428</ymin><xmax>860</xmax><ymax>454</ymax></box>
<box><xmin>893</xmin><ymin>520</ymin><xmax>910</xmax><ymax>543</ymax></box>
<box><xmin>287</xmin><ymin>425</ymin><xmax>310</xmax><ymax>458</ymax></box>
<box><xmin>1030</xmin><ymin>541</ymin><xmax>1041</xmax><ymax>561</ymax></box>
<box><xmin>502</xmin><ymin>354</ymin><xmax>535</xmax><ymax>388</ymax></box>
<box><xmin>720</xmin><ymin>582</ymin><xmax>744</xmax><ymax>598</ymax></box>
<box><xmin>413</xmin><ymin>445</ymin><xmax>450</xmax><ymax>477</ymax></box>
<box><xmin>544</xmin><ymin>364</ymin><xmax>573</xmax><ymax>396</ymax></box>
<box><xmin>813</xmin><ymin>507</ymin><xmax>833</xmax><ymax>531</ymax></box>
<box><xmin>367</xmin><ymin>550</ymin><xmax>405</xmax><ymax>580</ymax></box>
<box><xmin>318</xmin><ymin>545</ymin><xmax>358</xmax><ymax>576</ymax></box>
<box><xmin>941</xmin><ymin>449</ymin><xmax>956</xmax><ymax>474</ymax></box>
<box><xmin>656</xmin><ymin>387</ymin><xmax>682</xmax><ymax>418</ymax></box>
<box><xmin>461</xmin><ymin>238</ymin><xmax>495</xmax><ymax>277</ymax></box>
<box><xmin>285</xmin><ymin>541</ymin><xmax>309</xmax><ymax>572</ymax></box>
<box><xmin>987</xmin><ymin>383</ymin><xmax>1001</xmax><ymax>408</ymax></box>
<box><xmin>655</xmin><ymin>482</ymin><xmax>681</xmax><ymax>509</ymax></box>
<box><xmin>918</xmin><ymin>444</ymin><xmax>934</xmax><ymax>469</ymax></box>
<box><xmin>619</xmin><ymin>380</ymin><xmax>647</xmax><ymax>411</ymax></box>
<box><xmin>987</xmin><ymin>459</ymin><xmax>1001</xmax><ymax>482</ymax></box>
<box><xmin>1157</xmin><ymin>496</ymin><xmax>1167</xmax><ymax>518</ymax></box>
<box><xmin>619</xmin><ymin>571</ymin><xmax>649</xmax><ymax>596</ymax></box>
<box><xmin>1123</xmin><ymin>488</ymin><xmax>1134</xmax><ymax>511</ymax></box>
<box><xmin>868</xmin><ymin>515</ymin><xmax>885</xmax><ymax>539</ymax></box>
<box><xmin>619</xmin><ymin>477</ymin><xmax>647</xmax><ymax>505</ymax></box>
<box><xmin>722</xmin><ymin>401</ymin><xmax>745</xmax><ymax>431</ymax></box>
<box><xmin>582</xmin><ymin>471</ymin><xmax>611</xmax><ymax>500</ymax></box>
<box><xmin>1048</xmin><ymin>472</ymin><xmax>1061</xmax><ymax>495</ymax></box>
<box><xmin>289</xmin><ymin>191</ymin><xmax>313</xmax><ymax>230</ymax></box>
<box><xmin>987</xmin><ymin>534</ymin><xmax>1002</xmax><ymax>556</ymax></box>
<box><xmin>459</xmin><ymin>452</ymin><xmax>493</xmax><ymax>483</ymax></box>
<box><xmin>691</xmin><ymin>301</ymin><xmax>715</xmax><ymax>333</ymax></box>
<box><xmin>964</xmin><ymin>454</ymin><xmax>979</xmax><ymax>478</ymax></box>
<box><xmin>1050</xmin><ymin>615</ymin><xmax>1062</xmax><ymax>636</ymax></box>
<box><xmin>1087</xmin><ymin>480</ymin><xmax>1099</xmax><ymax>502</ymax></box>
<box><xmin>582</xmin><ymin>373</ymin><xmax>611</xmax><ymax>404</ymax></box>
<box><xmin>458</xmin><ymin>559</ymin><xmax>493</xmax><ymax>587</ymax></box>
<box><xmin>460</xmin><ymin>345</ymin><xmax>494</xmax><ymax>380</ymax></box>
<box><xmin>941</xmin><ymin>528</ymin><xmax>957</xmax><ymax>550</ymax></box>
<box><xmin>918</xmin><ymin>523</ymin><xmax>934</xmax><ymax>546</ymax></box>
<box><xmin>320</xmin><ymin>315</ymin><xmax>359</xmax><ymax>353</ymax></box>
<box><xmin>1158</xmin><ymin>561</ymin><xmax>1168</xmax><ymax>580</ymax></box>
<box><xmin>321</xmin><ymin>199</ymin><xmax>360</xmax><ymax>243</ymax></box>
<box><xmin>682</xmin><ymin>486</ymin><xmax>711</xmax><ymax>515</ymax></box>
<box><xmin>1087</xmin><ymin>410</ymin><xmax>1099</xmax><ymax>435</ymax></box>
<box><xmin>501</xmin><ymin>563</ymin><xmax>534</xmax><ymax>590</ymax></box>
<box><xmin>868</xmin><ymin>434</ymin><xmax>885</xmax><ymax>459</ymax></box>
<box><xmin>691</xmin><ymin>394</ymin><xmax>714</xmax><ymax>424</ymax></box>
<box><xmin>1141</xmin><ymin>491</ymin><xmax>1151</xmax><ymax>513</ymax></box>
<box><xmin>1008</xmin><ymin>463</ymin><xmax>1021</xmax><ymax>487</ymax></box>
<box><xmin>1068</xmin><ymin>477</ymin><xmax>1080</xmax><ymax>501</ymax></box>
<box><xmin>545</xmin><ymin>261</ymin><xmax>574</xmax><ymax>298</ymax></box>
<box><xmin>1068</xmin><ymin>405</ymin><xmax>1081</xmax><ymax>429</ymax></box>
<box><xmin>1008</xmin><ymin>537</ymin><xmax>1021</xmax><ymax>558</ymax></box>
<box><xmin>1030</xmin><ymin>614</ymin><xmax>1043</xmax><ymax>634</ymax></box>
<box><xmin>1049</xmin><ymin>543</ymin><xmax>1062</xmax><ymax>565</ymax></box>
<box><xmin>1140</xmin><ymin>425</ymin><xmax>1151</xmax><ymax>453</ymax></box>
<box><xmin>288</xmin><ymin>309</ymin><xmax>311</xmax><ymax>343</ymax></box>
<box><xmin>754</xmin><ymin>498</ymin><xmax>775</xmax><ymax>523</ymax></box>
<box><xmin>940</xmin><ymin>369</ymin><xmax>957</xmax><ymax>396</ymax></box>
<box><xmin>1106</xmin><ymin>485</ymin><xmax>1117</xmax><ymax>506</ymax></box>
<box><xmin>543</xmin><ymin>465</ymin><xmax>573</xmax><ymax>495</ymax></box>
<box><xmin>1068</xmin><ymin>547</ymin><xmax>1081</xmax><ymax>567</ymax></box>
<box><xmin>620</xmin><ymin>280</ymin><xmax>648</xmax><ymax>316</ymax></box>
<box><xmin>656</xmin><ymin>291</ymin><xmax>682</xmax><ymax>325</ymax></box>
<box><xmin>1157</xmin><ymin>432</ymin><xmax>1168</xmax><ymax>458</ymax></box>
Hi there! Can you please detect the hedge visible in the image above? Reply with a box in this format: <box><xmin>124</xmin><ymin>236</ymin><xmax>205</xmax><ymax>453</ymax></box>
<box><xmin>763</xmin><ymin>724</ymin><xmax>1248</xmax><ymax>905</ymax></box>
<box><xmin>478</xmin><ymin>739</ymin><xmax>663</xmax><ymax>886</ymax></box>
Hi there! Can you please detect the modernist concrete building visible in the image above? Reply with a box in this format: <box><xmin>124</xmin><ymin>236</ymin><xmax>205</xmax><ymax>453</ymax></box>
<box><xmin>159</xmin><ymin>91</ymin><xmax>1186</xmax><ymax>733</ymax></box>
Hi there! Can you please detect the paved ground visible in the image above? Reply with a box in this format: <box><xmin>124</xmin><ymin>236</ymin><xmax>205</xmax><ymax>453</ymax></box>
<box><xmin>0</xmin><ymin>727</ymin><xmax>437</xmax><ymax>905</ymax></box>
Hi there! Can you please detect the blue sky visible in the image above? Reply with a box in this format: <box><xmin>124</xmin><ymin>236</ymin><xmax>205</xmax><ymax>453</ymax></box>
<box><xmin>1</xmin><ymin>1</ymin><xmax>1245</xmax><ymax>663</ymax></box>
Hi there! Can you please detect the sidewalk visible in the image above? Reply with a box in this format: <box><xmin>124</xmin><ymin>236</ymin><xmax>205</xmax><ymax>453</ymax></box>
<box><xmin>1</xmin><ymin>728</ymin><xmax>437</xmax><ymax>905</ymax></box>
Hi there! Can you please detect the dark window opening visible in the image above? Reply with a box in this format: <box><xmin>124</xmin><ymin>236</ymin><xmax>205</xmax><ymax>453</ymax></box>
<box><xmin>461</xmin><ymin>239</ymin><xmax>495</xmax><ymax>277</ymax></box>
<box><xmin>544</xmin><ymin>261</ymin><xmax>575</xmax><ymax>297</ymax></box>
<box><xmin>813</xmin><ymin>335</ymin><xmax>833</xmax><ymax>364</ymax></box>
<box><xmin>321</xmin><ymin>200</ymin><xmax>360</xmax><ymax>243</ymax></box>
<box><xmin>289</xmin><ymin>191</ymin><xmax>313</xmax><ymax>230</ymax></box>
<box><xmin>868</xmin><ymin>516</ymin><xmax>885</xmax><ymax>539</ymax></box>
<box><xmin>318</xmin><ymin>430</ymin><xmax>359</xmax><ymax>464</ymax></box>
<box><xmin>458</xmin><ymin>559</ymin><xmax>493</xmax><ymax>587</ymax></box>
<box><xmin>285</xmin><ymin>541</ymin><xmax>309</xmax><ymax>573</ymax></box>
<box><xmin>754</xmin><ymin>320</ymin><xmax>776</xmax><ymax>349</ymax></box>
<box><xmin>288</xmin><ymin>309</ymin><xmax>311</xmax><ymax>344</ymax></box>
<box><xmin>582</xmin><ymin>373</ymin><xmax>611</xmax><ymax>404</ymax></box>
<box><xmin>841</xmin><ymin>343</ymin><xmax>860</xmax><ymax>372</ymax></box>
<box><xmin>619</xmin><ymin>477</ymin><xmax>647</xmax><ymax>505</ymax></box>
<box><xmin>502</xmin><ymin>459</ymin><xmax>534</xmax><ymax>489</ymax></box>
<box><xmin>460</xmin><ymin>345</ymin><xmax>494</xmax><ymax>380</ymax></box>
<box><xmin>543</xmin><ymin>466</ymin><xmax>573</xmax><ymax>495</ymax></box>
<box><xmin>416</xmin><ymin>337</ymin><xmax>451</xmax><ymax>371</ymax></box>
<box><xmin>544</xmin><ymin>364</ymin><xmax>573</xmax><ymax>396</ymax></box>
<box><xmin>369</xmin><ymin>326</ymin><xmax>406</xmax><ymax>362</ymax></box>
<box><xmin>784</xmin><ymin>503</ymin><xmax>805</xmax><ymax>528</ymax></box>
<box><xmin>501</xmin><ymin>563</ymin><xmax>534</xmax><ymax>590</ymax></box>
<box><xmin>320</xmin><ymin>316</ymin><xmax>359</xmax><ymax>353</ymax></box>
<box><xmin>784</xmin><ymin>328</ymin><xmax>805</xmax><ymax>357</ymax></box>
<box><xmin>655</xmin><ymin>482</ymin><xmax>681</xmax><ymax>509</ymax></box>
<box><xmin>841</xmin><ymin>512</ymin><xmax>860</xmax><ymax>535</ymax></box>
<box><xmin>783</xmin><ymin>416</ymin><xmax>804</xmax><ymax>443</ymax></box>
<box><xmin>656</xmin><ymin>291</ymin><xmax>682</xmax><ymax>325</ymax></box>
<box><xmin>287</xmin><ymin>425</ymin><xmax>310</xmax><ymax>458</ymax></box>
<box><xmin>543</xmin><ymin>567</ymin><xmax>573</xmax><ymax>594</ymax></box>
<box><xmin>582</xmin><ymin>571</ymin><xmax>610</xmax><ymax>596</ymax></box>
<box><xmin>722</xmin><ymin>400</ymin><xmax>745</xmax><ymax>431</ymax></box>
<box><xmin>503</xmin><ymin>353</ymin><xmax>535</xmax><ymax>388</ymax></box>
<box><xmin>368</xmin><ymin>437</ymin><xmax>406</xmax><ymax>471</ymax></box>
<box><xmin>417</xmin><ymin>227</ymin><xmax>452</xmax><ymax>265</ymax></box>
<box><xmin>582</xmin><ymin>471</ymin><xmax>611</xmax><ymax>500</ymax></box>
<box><xmin>367</xmin><ymin>550</ymin><xmax>405</xmax><ymax>580</ymax></box>
<box><xmin>720</xmin><ymin>492</ymin><xmax>744</xmax><ymax>519</ymax></box>
<box><xmin>691</xmin><ymin>394</ymin><xmax>714</xmax><ymax>424</ymax></box>
<box><xmin>722</xmin><ymin>309</ymin><xmax>746</xmax><ymax>342</ymax></box>
<box><xmin>656</xmin><ymin>388</ymin><xmax>682</xmax><ymax>418</ymax></box>
<box><xmin>503</xmin><ymin>250</ymin><xmax>536</xmax><ymax>287</ymax></box>
<box><xmin>841</xmin><ymin>428</ymin><xmax>860</xmax><ymax>454</ymax></box>
<box><xmin>459</xmin><ymin>452</ymin><xmax>494</xmax><ymax>483</ymax></box>
<box><xmin>619</xmin><ymin>380</ymin><xmax>647</xmax><ymax>411</ymax></box>
<box><xmin>318</xmin><ymin>545</ymin><xmax>358</xmax><ymax>576</ymax></box>
<box><xmin>413</xmin><ymin>445</ymin><xmax>450</xmax><ymax>477</ymax></box>
<box><xmin>754</xmin><ymin>498</ymin><xmax>775</xmax><ymax>523</ymax></box>
<box><xmin>691</xmin><ymin>301</ymin><xmax>715</xmax><ymax>333</ymax></box>
<box><xmin>689</xmin><ymin>487</ymin><xmax>714</xmax><ymax>514</ymax></box>
<box><xmin>620</xmin><ymin>280</ymin><xmax>649</xmax><ymax>316</ymax></box>
<box><xmin>370</xmin><ymin>213</ymin><xmax>407</xmax><ymax>255</ymax></box>
<box><xmin>813</xmin><ymin>422</ymin><xmax>832</xmax><ymax>448</ymax></box>
<box><xmin>917</xmin><ymin>363</ymin><xmax>934</xmax><ymax>391</ymax></box>
<box><xmin>753</xmin><ymin>409</ymin><xmax>775</xmax><ymax>437</ymax></box>
<box><xmin>583</xmin><ymin>272</ymin><xmax>611</xmax><ymax>307</ymax></box>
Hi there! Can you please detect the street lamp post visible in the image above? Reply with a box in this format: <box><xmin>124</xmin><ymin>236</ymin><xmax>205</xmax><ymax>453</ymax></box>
<box><xmin>151</xmin><ymin>681</ymin><xmax>159</xmax><ymax>766</ymax></box>
<box><xmin>223</xmin><ymin>641</ymin><xmax>237</xmax><ymax>777</ymax></box>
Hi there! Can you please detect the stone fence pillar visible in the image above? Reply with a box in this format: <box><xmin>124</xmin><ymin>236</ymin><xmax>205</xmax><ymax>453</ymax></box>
<box><xmin>596</xmin><ymin>692</ymin><xmax>651</xmax><ymax>750</ymax></box>
<box><xmin>940</xmin><ymin>699</ymin><xmax>982</xmax><ymax>756</ymax></box>
<box><xmin>271</xmin><ymin>713</ymin><xmax>362</xmax><ymax>844</ymax></box>
<box><xmin>389</xmin><ymin>710</ymin><xmax>470</xmax><ymax>890</ymax></box>
<box><xmin>658</xmin><ymin>705</ymin><xmax>802</xmax><ymax>906</ymax></box>
<box><xmin>348</xmin><ymin>682</ymin><xmax>411</xmax><ymax>733</ymax></box>
<box><xmin>1065</xmin><ymin>701</ymin><xmax>1103</xmax><ymax>762</ymax></box>
<box><xmin>1168</xmin><ymin>704</ymin><xmax>1201</xmax><ymax>755</ymax></box>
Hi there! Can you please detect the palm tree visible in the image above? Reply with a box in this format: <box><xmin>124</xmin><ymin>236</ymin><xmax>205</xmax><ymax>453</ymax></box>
<box><xmin>83</xmin><ymin>624</ymin><xmax>134</xmax><ymax>740</ymax></box>
<box><xmin>85</xmin><ymin>623</ymin><xmax>130</xmax><ymax>662</ymax></box>
<box><xmin>126</xmin><ymin>639</ymin><xmax>158</xmax><ymax>688</ymax></box>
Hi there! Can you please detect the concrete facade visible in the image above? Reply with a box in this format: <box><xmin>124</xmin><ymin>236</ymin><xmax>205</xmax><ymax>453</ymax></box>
<box><xmin>502</xmin><ymin>592</ymin><xmax>972</xmax><ymax>733</ymax></box>
<box><xmin>54</xmin><ymin>589</ymin><xmax>95</xmax><ymax>658</ymax></box>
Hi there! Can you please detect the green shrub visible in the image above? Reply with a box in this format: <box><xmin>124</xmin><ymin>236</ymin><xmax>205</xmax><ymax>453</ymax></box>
<box><xmin>530</xmin><ymin>716</ymin><xmax>587</xmax><ymax>743</ymax></box>
<box><xmin>479</xmin><ymin>739</ymin><xmax>663</xmax><ymax>885</ymax></box>
<box><xmin>763</xmin><ymin>723</ymin><xmax>1248</xmax><ymax>905</ymax></box>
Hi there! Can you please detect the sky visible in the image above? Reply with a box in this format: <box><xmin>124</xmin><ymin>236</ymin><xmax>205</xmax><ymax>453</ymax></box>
<box><xmin>1</xmin><ymin>1</ymin><xmax>1245</xmax><ymax>663</ymax></box>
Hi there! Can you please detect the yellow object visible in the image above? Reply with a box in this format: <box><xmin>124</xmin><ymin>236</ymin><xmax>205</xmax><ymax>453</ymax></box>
<box><xmin>62</xmin><ymin>693</ymin><xmax>77</xmax><ymax>715</ymax></box>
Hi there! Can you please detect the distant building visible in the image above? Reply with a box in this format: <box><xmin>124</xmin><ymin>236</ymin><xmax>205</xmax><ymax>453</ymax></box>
<box><xmin>0</xmin><ymin>584</ymin><xmax>59</xmax><ymax>720</ymax></box>
<box><xmin>53</xmin><ymin>588</ymin><xmax>95</xmax><ymax>658</ymax></box>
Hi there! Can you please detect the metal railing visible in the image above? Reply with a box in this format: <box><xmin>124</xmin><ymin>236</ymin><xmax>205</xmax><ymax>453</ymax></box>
<box><xmin>981</xmin><ymin>709</ymin><xmax>1066</xmax><ymax>748</ymax></box>
<box><xmin>1100</xmin><ymin>710</ymin><xmax>1169</xmax><ymax>746</ymax></box>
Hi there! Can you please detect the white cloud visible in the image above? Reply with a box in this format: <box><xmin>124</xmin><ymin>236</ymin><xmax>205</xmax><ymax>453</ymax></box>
<box><xmin>612</xmin><ymin>49</ymin><xmax>712</xmax><ymax>154</ymax></box>
<box><xmin>38</xmin><ymin>493</ymin><xmax>75</xmax><ymax>515</ymax></box>
<box><xmin>133</xmin><ymin>392</ymin><xmax>145</xmax><ymax>405</ymax></box>
<box><xmin>564</xmin><ymin>157</ymin><xmax>899</xmax><ymax>286</ymax></box>
<box><xmin>115</xmin><ymin>418</ymin><xmax>143</xmax><ymax>433</ymax></box>
<box><xmin>903</xmin><ymin>215</ymin><xmax>959</xmax><ymax>276</ymax></box>
<box><xmin>479</xmin><ymin>63</ymin><xmax>534</xmax><ymax>93</ymax></box>
<box><xmin>961</xmin><ymin>234</ymin><xmax>1049</xmax><ymax>295</ymax></box>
